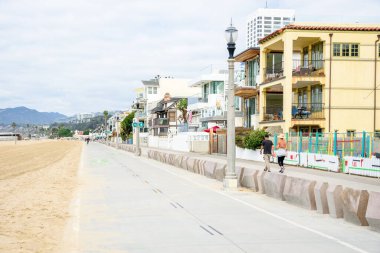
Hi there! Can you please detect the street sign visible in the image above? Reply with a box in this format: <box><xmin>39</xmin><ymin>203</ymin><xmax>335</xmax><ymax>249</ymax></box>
<box><xmin>132</xmin><ymin>122</ymin><xmax>144</xmax><ymax>128</ymax></box>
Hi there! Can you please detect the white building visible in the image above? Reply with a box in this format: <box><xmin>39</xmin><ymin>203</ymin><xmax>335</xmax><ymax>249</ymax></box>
<box><xmin>134</xmin><ymin>77</ymin><xmax>200</xmax><ymax>134</ymax></box>
<box><xmin>246</xmin><ymin>8</ymin><xmax>295</xmax><ymax>48</ymax></box>
<box><xmin>187</xmin><ymin>69</ymin><xmax>243</xmax><ymax>131</ymax></box>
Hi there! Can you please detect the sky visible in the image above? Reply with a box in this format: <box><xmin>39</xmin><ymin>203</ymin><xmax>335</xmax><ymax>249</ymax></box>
<box><xmin>0</xmin><ymin>0</ymin><xmax>379</xmax><ymax>116</ymax></box>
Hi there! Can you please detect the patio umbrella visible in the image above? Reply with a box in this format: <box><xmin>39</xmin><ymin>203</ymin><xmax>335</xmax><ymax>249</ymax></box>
<box><xmin>204</xmin><ymin>125</ymin><xmax>220</xmax><ymax>133</ymax></box>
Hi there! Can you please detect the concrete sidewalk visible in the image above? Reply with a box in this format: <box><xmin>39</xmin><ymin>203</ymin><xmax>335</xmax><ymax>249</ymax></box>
<box><xmin>70</xmin><ymin>143</ymin><xmax>380</xmax><ymax>252</ymax></box>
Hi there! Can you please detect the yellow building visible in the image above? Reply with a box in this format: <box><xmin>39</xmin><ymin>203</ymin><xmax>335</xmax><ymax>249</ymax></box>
<box><xmin>258</xmin><ymin>23</ymin><xmax>380</xmax><ymax>135</ymax></box>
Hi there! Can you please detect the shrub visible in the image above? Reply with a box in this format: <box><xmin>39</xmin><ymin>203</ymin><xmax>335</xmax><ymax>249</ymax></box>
<box><xmin>235</xmin><ymin>135</ymin><xmax>245</xmax><ymax>148</ymax></box>
<box><xmin>243</xmin><ymin>129</ymin><xmax>268</xmax><ymax>150</ymax></box>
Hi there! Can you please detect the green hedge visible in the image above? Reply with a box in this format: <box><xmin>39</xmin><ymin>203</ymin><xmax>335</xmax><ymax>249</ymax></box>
<box><xmin>242</xmin><ymin>129</ymin><xmax>268</xmax><ymax>150</ymax></box>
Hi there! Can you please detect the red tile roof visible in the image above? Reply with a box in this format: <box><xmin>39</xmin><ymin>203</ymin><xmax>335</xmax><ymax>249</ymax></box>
<box><xmin>259</xmin><ymin>24</ymin><xmax>380</xmax><ymax>44</ymax></box>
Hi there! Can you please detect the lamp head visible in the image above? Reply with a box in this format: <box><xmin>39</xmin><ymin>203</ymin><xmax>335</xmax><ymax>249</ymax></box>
<box><xmin>225</xmin><ymin>19</ymin><xmax>238</xmax><ymax>59</ymax></box>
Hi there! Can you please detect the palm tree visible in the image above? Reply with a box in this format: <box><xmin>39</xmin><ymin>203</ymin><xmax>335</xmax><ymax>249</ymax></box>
<box><xmin>103</xmin><ymin>110</ymin><xmax>109</xmax><ymax>133</ymax></box>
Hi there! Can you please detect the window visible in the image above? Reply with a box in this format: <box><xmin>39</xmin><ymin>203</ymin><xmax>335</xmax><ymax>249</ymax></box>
<box><xmin>274</xmin><ymin>17</ymin><xmax>281</xmax><ymax>20</ymax></box>
<box><xmin>298</xmin><ymin>89</ymin><xmax>308</xmax><ymax>106</ymax></box>
<box><xmin>274</xmin><ymin>21</ymin><xmax>281</xmax><ymax>24</ymax></box>
<box><xmin>283</xmin><ymin>17</ymin><xmax>290</xmax><ymax>21</ymax></box>
<box><xmin>334</xmin><ymin>43</ymin><xmax>359</xmax><ymax>57</ymax></box>
<box><xmin>342</xmin><ymin>44</ymin><xmax>350</xmax><ymax>56</ymax></box>
<box><xmin>168</xmin><ymin>111</ymin><xmax>175</xmax><ymax>122</ymax></box>
<box><xmin>203</xmin><ymin>83</ymin><xmax>209</xmax><ymax>102</ymax></box>
<box><xmin>234</xmin><ymin>97</ymin><xmax>241</xmax><ymax>111</ymax></box>
<box><xmin>347</xmin><ymin>130</ymin><xmax>356</xmax><ymax>137</ymax></box>
<box><xmin>147</xmin><ymin>87</ymin><xmax>153</xmax><ymax>94</ymax></box>
<box><xmin>210</xmin><ymin>81</ymin><xmax>224</xmax><ymax>94</ymax></box>
<box><xmin>351</xmin><ymin>44</ymin><xmax>359</xmax><ymax>56</ymax></box>
<box><xmin>264</xmin><ymin>16</ymin><xmax>272</xmax><ymax>20</ymax></box>
<box><xmin>153</xmin><ymin>87</ymin><xmax>157</xmax><ymax>94</ymax></box>
<box><xmin>311</xmin><ymin>85</ymin><xmax>322</xmax><ymax>111</ymax></box>
<box><xmin>264</xmin><ymin>21</ymin><xmax>271</xmax><ymax>24</ymax></box>
<box><xmin>264</xmin><ymin>25</ymin><xmax>271</xmax><ymax>28</ymax></box>
<box><xmin>333</xmin><ymin>44</ymin><xmax>341</xmax><ymax>56</ymax></box>
<box><xmin>312</xmin><ymin>42</ymin><xmax>324</xmax><ymax>69</ymax></box>
<box><xmin>303</xmin><ymin>47</ymin><xmax>309</xmax><ymax>67</ymax></box>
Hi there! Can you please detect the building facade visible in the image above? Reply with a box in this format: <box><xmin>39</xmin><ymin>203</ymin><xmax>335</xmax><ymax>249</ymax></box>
<box><xmin>246</xmin><ymin>8</ymin><xmax>295</xmax><ymax>48</ymax></box>
<box><xmin>258</xmin><ymin>23</ymin><xmax>380</xmax><ymax>134</ymax></box>
<box><xmin>234</xmin><ymin>47</ymin><xmax>261</xmax><ymax>129</ymax></box>
<box><xmin>187</xmin><ymin>69</ymin><xmax>243</xmax><ymax>131</ymax></box>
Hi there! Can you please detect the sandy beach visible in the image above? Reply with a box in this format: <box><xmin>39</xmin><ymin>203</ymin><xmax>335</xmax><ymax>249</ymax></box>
<box><xmin>0</xmin><ymin>140</ymin><xmax>83</xmax><ymax>253</ymax></box>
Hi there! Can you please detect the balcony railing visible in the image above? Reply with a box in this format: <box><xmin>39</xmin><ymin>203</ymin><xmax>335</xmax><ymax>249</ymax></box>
<box><xmin>262</xmin><ymin>105</ymin><xmax>284</xmax><ymax>122</ymax></box>
<box><xmin>153</xmin><ymin>118</ymin><xmax>169</xmax><ymax>126</ymax></box>
<box><xmin>292</xmin><ymin>103</ymin><xmax>325</xmax><ymax>120</ymax></box>
<box><xmin>262</xmin><ymin>103</ymin><xmax>325</xmax><ymax>122</ymax></box>
<box><xmin>264</xmin><ymin>61</ymin><xmax>284</xmax><ymax>82</ymax></box>
<box><xmin>292</xmin><ymin>60</ymin><xmax>325</xmax><ymax>76</ymax></box>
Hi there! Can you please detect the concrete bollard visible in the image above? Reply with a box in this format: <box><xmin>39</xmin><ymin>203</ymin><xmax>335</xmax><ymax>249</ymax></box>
<box><xmin>257</xmin><ymin>171</ymin><xmax>267</xmax><ymax>194</ymax></box>
<box><xmin>214</xmin><ymin>163</ymin><xmax>226</xmax><ymax>181</ymax></box>
<box><xmin>326</xmin><ymin>185</ymin><xmax>344</xmax><ymax>218</ymax></box>
<box><xmin>202</xmin><ymin>161</ymin><xmax>216</xmax><ymax>179</ymax></box>
<box><xmin>235</xmin><ymin>166</ymin><xmax>245</xmax><ymax>187</ymax></box>
<box><xmin>365</xmin><ymin>191</ymin><xmax>380</xmax><ymax>232</ymax></box>
<box><xmin>283</xmin><ymin>176</ymin><xmax>317</xmax><ymax>210</ymax></box>
<box><xmin>341</xmin><ymin>187</ymin><xmax>369</xmax><ymax>226</ymax></box>
<box><xmin>186</xmin><ymin>157</ymin><xmax>197</xmax><ymax>173</ymax></box>
<box><xmin>240</xmin><ymin>167</ymin><xmax>259</xmax><ymax>191</ymax></box>
<box><xmin>263</xmin><ymin>173</ymin><xmax>287</xmax><ymax>200</ymax></box>
<box><xmin>314</xmin><ymin>182</ymin><xmax>329</xmax><ymax>214</ymax></box>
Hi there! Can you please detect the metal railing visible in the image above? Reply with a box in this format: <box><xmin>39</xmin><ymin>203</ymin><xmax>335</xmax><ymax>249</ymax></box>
<box><xmin>292</xmin><ymin>59</ymin><xmax>325</xmax><ymax>76</ymax></box>
<box><xmin>262</xmin><ymin>105</ymin><xmax>283</xmax><ymax>121</ymax></box>
<box><xmin>264</xmin><ymin>61</ymin><xmax>284</xmax><ymax>82</ymax></box>
<box><xmin>292</xmin><ymin>103</ymin><xmax>325</xmax><ymax>119</ymax></box>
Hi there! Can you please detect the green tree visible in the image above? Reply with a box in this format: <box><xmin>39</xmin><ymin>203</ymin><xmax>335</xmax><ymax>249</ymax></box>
<box><xmin>243</xmin><ymin>129</ymin><xmax>268</xmax><ymax>150</ymax></box>
<box><xmin>103</xmin><ymin>110</ymin><xmax>109</xmax><ymax>130</ymax></box>
<box><xmin>58</xmin><ymin>127</ymin><xmax>73</xmax><ymax>137</ymax></box>
<box><xmin>83</xmin><ymin>129</ymin><xmax>90</xmax><ymax>135</ymax></box>
<box><xmin>120</xmin><ymin>111</ymin><xmax>135</xmax><ymax>141</ymax></box>
<box><xmin>177</xmin><ymin>98</ymin><xmax>188</xmax><ymax>123</ymax></box>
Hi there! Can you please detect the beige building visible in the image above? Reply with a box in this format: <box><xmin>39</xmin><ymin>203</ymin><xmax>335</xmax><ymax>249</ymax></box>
<box><xmin>258</xmin><ymin>23</ymin><xmax>380</xmax><ymax>134</ymax></box>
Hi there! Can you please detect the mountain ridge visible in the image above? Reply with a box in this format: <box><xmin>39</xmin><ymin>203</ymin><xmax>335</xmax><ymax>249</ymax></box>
<box><xmin>0</xmin><ymin>106</ymin><xmax>67</xmax><ymax>125</ymax></box>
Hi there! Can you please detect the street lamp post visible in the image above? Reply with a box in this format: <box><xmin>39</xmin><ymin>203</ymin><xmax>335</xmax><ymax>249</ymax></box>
<box><xmin>223</xmin><ymin>21</ymin><xmax>238</xmax><ymax>189</ymax></box>
<box><xmin>134</xmin><ymin>112</ymin><xmax>141</xmax><ymax>156</ymax></box>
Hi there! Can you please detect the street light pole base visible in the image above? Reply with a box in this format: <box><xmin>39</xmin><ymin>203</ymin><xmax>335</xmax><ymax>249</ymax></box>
<box><xmin>223</xmin><ymin>174</ymin><xmax>238</xmax><ymax>190</ymax></box>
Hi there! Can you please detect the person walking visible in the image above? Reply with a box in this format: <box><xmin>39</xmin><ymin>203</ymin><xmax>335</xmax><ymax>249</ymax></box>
<box><xmin>260</xmin><ymin>134</ymin><xmax>273</xmax><ymax>172</ymax></box>
<box><xmin>276</xmin><ymin>134</ymin><xmax>287</xmax><ymax>173</ymax></box>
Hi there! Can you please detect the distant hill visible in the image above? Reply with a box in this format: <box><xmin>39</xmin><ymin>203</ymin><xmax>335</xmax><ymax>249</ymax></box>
<box><xmin>0</xmin><ymin>106</ymin><xmax>67</xmax><ymax>125</ymax></box>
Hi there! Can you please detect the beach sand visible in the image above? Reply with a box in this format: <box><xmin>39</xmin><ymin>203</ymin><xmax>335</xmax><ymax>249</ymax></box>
<box><xmin>0</xmin><ymin>140</ymin><xmax>83</xmax><ymax>253</ymax></box>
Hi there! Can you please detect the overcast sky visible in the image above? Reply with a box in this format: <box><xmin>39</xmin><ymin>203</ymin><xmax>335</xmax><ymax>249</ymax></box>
<box><xmin>0</xmin><ymin>0</ymin><xmax>379</xmax><ymax>116</ymax></box>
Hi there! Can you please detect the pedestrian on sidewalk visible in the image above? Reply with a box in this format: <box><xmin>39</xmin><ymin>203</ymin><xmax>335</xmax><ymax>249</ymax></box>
<box><xmin>260</xmin><ymin>134</ymin><xmax>273</xmax><ymax>172</ymax></box>
<box><xmin>276</xmin><ymin>134</ymin><xmax>287</xmax><ymax>173</ymax></box>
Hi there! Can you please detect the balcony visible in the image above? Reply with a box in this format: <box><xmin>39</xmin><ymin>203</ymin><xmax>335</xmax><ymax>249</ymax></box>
<box><xmin>153</xmin><ymin>118</ymin><xmax>169</xmax><ymax>127</ymax></box>
<box><xmin>292</xmin><ymin>60</ymin><xmax>325</xmax><ymax>77</ymax></box>
<box><xmin>263</xmin><ymin>61</ymin><xmax>284</xmax><ymax>83</ymax></box>
<box><xmin>291</xmin><ymin>103</ymin><xmax>325</xmax><ymax>120</ymax></box>
<box><xmin>262</xmin><ymin>105</ymin><xmax>284</xmax><ymax>122</ymax></box>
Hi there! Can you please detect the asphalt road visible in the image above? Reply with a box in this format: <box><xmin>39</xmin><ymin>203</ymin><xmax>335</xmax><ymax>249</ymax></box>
<box><xmin>68</xmin><ymin>142</ymin><xmax>380</xmax><ymax>253</ymax></box>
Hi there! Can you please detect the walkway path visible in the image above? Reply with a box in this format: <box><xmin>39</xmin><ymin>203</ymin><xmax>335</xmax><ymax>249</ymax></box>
<box><xmin>67</xmin><ymin>143</ymin><xmax>380</xmax><ymax>252</ymax></box>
